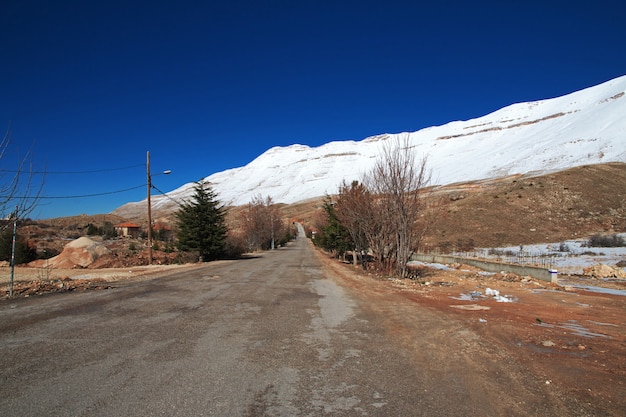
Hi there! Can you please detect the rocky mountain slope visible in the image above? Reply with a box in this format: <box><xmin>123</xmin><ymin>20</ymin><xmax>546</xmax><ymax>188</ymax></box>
<box><xmin>281</xmin><ymin>162</ymin><xmax>626</xmax><ymax>250</ymax></box>
<box><xmin>113</xmin><ymin>75</ymin><xmax>626</xmax><ymax>220</ymax></box>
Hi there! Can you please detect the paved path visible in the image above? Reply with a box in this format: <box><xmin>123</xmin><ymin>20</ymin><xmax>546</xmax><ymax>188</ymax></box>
<box><xmin>1</xmin><ymin>230</ymin><xmax>557</xmax><ymax>416</ymax></box>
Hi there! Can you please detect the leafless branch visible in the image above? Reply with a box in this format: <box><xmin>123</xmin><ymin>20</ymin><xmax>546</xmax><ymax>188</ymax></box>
<box><xmin>366</xmin><ymin>135</ymin><xmax>432</xmax><ymax>277</ymax></box>
<box><xmin>1</xmin><ymin>125</ymin><xmax>46</xmax><ymax>222</ymax></box>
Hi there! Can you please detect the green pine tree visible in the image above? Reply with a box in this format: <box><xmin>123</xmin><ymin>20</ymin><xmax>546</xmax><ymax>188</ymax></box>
<box><xmin>314</xmin><ymin>196</ymin><xmax>352</xmax><ymax>256</ymax></box>
<box><xmin>175</xmin><ymin>181</ymin><xmax>228</xmax><ymax>261</ymax></box>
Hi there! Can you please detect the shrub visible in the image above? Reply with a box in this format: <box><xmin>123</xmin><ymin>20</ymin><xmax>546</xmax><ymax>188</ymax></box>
<box><xmin>588</xmin><ymin>234</ymin><xmax>625</xmax><ymax>248</ymax></box>
<box><xmin>223</xmin><ymin>235</ymin><xmax>245</xmax><ymax>259</ymax></box>
<box><xmin>456</xmin><ymin>238</ymin><xmax>475</xmax><ymax>252</ymax></box>
<box><xmin>0</xmin><ymin>229</ymin><xmax>37</xmax><ymax>264</ymax></box>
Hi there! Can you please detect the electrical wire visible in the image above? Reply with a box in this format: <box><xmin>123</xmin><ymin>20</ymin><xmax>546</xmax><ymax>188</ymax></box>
<box><xmin>0</xmin><ymin>163</ymin><xmax>145</xmax><ymax>175</ymax></box>
<box><xmin>1</xmin><ymin>184</ymin><xmax>146</xmax><ymax>199</ymax></box>
<box><xmin>151</xmin><ymin>183</ymin><xmax>186</xmax><ymax>207</ymax></box>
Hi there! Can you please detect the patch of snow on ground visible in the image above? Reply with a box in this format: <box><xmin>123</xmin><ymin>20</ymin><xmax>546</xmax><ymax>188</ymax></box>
<box><xmin>407</xmin><ymin>261</ymin><xmax>450</xmax><ymax>270</ymax></box>
<box><xmin>456</xmin><ymin>234</ymin><xmax>626</xmax><ymax>275</ymax></box>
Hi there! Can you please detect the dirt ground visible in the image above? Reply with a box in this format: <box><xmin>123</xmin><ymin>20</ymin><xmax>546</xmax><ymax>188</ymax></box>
<box><xmin>317</xmin><ymin>254</ymin><xmax>626</xmax><ymax>413</ymax></box>
<box><xmin>0</xmin><ymin>263</ymin><xmax>206</xmax><ymax>297</ymax></box>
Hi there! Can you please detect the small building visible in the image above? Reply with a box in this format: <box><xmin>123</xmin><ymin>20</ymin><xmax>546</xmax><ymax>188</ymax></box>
<box><xmin>114</xmin><ymin>222</ymin><xmax>142</xmax><ymax>238</ymax></box>
<box><xmin>153</xmin><ymin>222</ymin><xmax>174</xmax><ymax>242</ymax></box>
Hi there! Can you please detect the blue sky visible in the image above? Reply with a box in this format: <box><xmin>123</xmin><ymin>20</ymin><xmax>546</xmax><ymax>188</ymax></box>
<box><xmin>2</xmin><ymin>0</ymin><xmax>625</xmax><ymax>219</ymax></box>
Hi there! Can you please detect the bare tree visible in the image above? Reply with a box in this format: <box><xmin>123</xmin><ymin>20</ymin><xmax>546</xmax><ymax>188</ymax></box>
<box><xmin>362</xmin><ymin>193</ymin><xmax>395</xmax><ymax>273</ymax></box>
<box><xmin>1</xmin><ymin>126</ymin><xmax>45</xmax><ymax>221</ymax></box>
<box><xmin>237</xmin><ymin>195</ymin><xmax>284</xmax><ymax>252</ymax></box>
<box><xmin>366</xmin><ymin>136</ymin><xmax>432</xmax><ymax>277</ymax></box>
<box><xmin>334</xmin><ymin>180</ymin><xmax>370</xmax><ymax>268</ymax></box>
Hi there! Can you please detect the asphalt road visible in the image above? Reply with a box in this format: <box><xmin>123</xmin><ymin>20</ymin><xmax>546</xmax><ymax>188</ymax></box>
<box><xmin>1</xmin><ymin>229</ymin><xmax>558</xmax><ymax>416</ymax></box>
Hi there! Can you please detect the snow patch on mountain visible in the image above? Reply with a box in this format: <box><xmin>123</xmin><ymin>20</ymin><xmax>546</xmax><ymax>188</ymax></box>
<box><xmin>122</xmin><ymin>75</ymin><xmax>626</xmax><ymax>212</ymax></box>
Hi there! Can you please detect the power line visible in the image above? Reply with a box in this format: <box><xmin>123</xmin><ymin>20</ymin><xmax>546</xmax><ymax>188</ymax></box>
<box><xmin>151</xmin><ymin>183</ymin><xmax>186</xmax><ymax>207</ymax></box>
<box><xmin>0</xmin><ymin>163</ymin><xmax>145</xmax><ymax>175</ymax></box>
<box><xmin>1</xmin><ymin>184</ymin><xmax>146</xmax><ymax>199</ymax></box>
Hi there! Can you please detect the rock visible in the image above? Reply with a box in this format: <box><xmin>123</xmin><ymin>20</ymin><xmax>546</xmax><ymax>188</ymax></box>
<box><xmin>29</xmin><ymin>237</ymin><xmax>110</xmax><ymax>269</ymax></box>
<box><xmin>583</xmin><ymin>264</ymin><xmax>626</xmax><ymax>279</ymax></box>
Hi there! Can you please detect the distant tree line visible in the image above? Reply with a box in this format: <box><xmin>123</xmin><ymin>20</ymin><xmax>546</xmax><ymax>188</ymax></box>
<box><xmin>235</xmin><ymin>195</ymin><xmax>294</xmax><ymax>252</ymax></box>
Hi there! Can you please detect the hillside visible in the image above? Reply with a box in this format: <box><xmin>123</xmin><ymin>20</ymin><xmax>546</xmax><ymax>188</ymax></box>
<box><xmin>113</xmin><ymin>75</ymin><xmax>626</xmax><ymax>220</ymax></box>
<box><xmin>290</xmin><ymin>163</ymin><xmax>626</xmax><ymax>251</ymax></box>
<box><xmin>17</xmin><ymin>163</ymin><xmax>625</xmax><ymax>269</ymax></box>
<box><xmin>422</xmin><ymin>162</ymin><xmax>626</xmax><ymax>250</ymax></box>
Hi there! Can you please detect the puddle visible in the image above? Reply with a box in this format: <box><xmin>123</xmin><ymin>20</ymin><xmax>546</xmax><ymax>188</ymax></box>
<box><xmin>559</xmin><ymin>284</ymin><xmax>626</xmax><ymax>297</ymax></box>
<box><xmin>586</xmin><ymin>320</ymin><xmax>618</xmax><ymax>327</ymax></box>
<box><xmin>530</xmin><ymin>289</ymin><xmax>563</xmax><ymax>294</ymax></box>
<box><xmin>536</xmin><ymin>320</ymin><xmax>611</xmax><ymax>338</ymax></box>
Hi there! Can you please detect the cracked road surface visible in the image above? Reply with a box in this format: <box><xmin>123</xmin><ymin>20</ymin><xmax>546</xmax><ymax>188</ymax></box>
<box><xmin>0</xmin><ymin>229</ymin><xmax>606</xmax><ymax>416</ymax></box>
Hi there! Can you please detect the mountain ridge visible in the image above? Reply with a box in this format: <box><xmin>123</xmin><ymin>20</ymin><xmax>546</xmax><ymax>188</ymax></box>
<box><xmin>113</xmin><ymin>75</ymin><xmax>626</xmax><ymax>218</ymax></box>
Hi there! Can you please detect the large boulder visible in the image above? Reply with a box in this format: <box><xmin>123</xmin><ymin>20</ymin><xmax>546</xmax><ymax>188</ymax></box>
<box><xmin>30</xmin><ymin>237</ymin><xmax>110</xmax><ymax>269</ymax></box>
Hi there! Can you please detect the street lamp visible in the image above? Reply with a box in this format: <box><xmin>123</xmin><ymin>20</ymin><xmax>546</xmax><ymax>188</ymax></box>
<box><xmin>147</xmin><ymin>151</ymin><xmax>171</xmax><ymax>265</ymax></box>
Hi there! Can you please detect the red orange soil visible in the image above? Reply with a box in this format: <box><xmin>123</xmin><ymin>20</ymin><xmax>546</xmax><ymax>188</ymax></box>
<box><xmin>317</xmin><ymin>253</ymin><xmax>626</xmax><ymax>414</ymax></box>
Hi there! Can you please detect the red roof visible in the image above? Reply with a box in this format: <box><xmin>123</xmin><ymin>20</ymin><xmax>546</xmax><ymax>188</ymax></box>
<box><xmin>115</xmin><ymin>222</ymin><xmax>141</xmax><ymax>228</ymax></box>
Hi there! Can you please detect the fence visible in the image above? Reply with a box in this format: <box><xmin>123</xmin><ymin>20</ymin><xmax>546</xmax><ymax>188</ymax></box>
<box><xmin>411</xmin><ymin>253</ymin><xmax>557</xmax><ymax>283</ymax></box>
<box><xmin>452</xmin><ymin>249</ymin><xmax>557</xmax><ymax>269</ymax></box>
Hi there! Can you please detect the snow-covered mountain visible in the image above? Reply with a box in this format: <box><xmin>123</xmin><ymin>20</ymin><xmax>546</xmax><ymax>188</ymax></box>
<box><xmin>116</xmin><ymin>75</ymin><xmax>626</xmax><ymax>215</ymax></box>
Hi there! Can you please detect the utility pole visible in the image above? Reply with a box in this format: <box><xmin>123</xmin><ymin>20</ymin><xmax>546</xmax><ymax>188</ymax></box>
<box><xmin>146</xmin><ymin>151</ymin><xmax>171</xmax><ymax>265</ymax></box>
<box><xmin>270</xmin><ymin>213</ymin><xmax>275</xmax><ymax>250</ymax></box>
<box><xmin>9</xmin><ymin>206</ymin><xmax>17</xmax><ymax>297</ymax></box>
<box><xmin>147</xmin><ymin>151</ymin><xmax>153</xmax><ymax>265</ymax></box>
